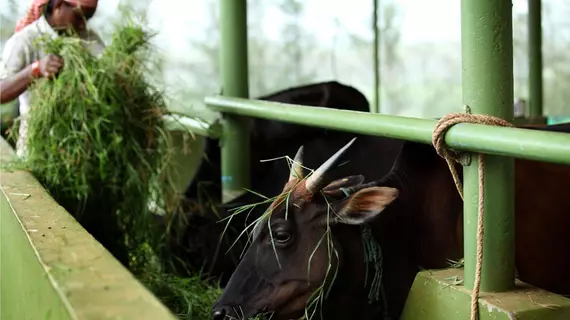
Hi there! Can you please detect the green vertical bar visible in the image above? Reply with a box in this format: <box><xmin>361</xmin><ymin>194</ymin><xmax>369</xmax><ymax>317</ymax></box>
<box><xmin>372</xmin><ymin>0</ymin><xmax>380</xmax><ymax>113</ymax></box>
<box><xmin>220</xmin><ymin>0</ymin><xmax>251</xmax><ymax>203</ymax></box>
<box><xmin>528</xmin><ymin>0</ymin><xmax>543</xmax><ymax>117</ymax></box>
<box><xmin>461</xmin><ymin>0</ymin><xmax>515</xmax><ymax>292</ymax></box>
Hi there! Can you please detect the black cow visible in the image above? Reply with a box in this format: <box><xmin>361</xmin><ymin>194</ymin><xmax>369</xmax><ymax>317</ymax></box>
<box><xmin>212</xmin><ymin>123</ymin><xmax>570</xmax><ymax>320</ymax></box>
<box><xmin>173</xmin><ymin>132</ymin><xmax>405</xmax><ymax>285</ymax></box>
<box><xmin>167</xmin><ymin>81</ymin><xmax>377</xmax><ymax>282</ymax></box>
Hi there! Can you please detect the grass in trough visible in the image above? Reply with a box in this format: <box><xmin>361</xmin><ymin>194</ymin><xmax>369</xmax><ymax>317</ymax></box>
<box><xmin>4</xmin><ymin>16</ymin><xmax>225</xmax><ymax>319</ymax></box>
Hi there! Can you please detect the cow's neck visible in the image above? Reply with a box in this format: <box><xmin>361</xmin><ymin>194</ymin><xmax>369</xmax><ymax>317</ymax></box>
<box><xmin>364</xmin><ymin>153</ymin><xmax>465</xmax><ymax>318</ymax></box>
<box><xmin>321</xmin><ymin>224</ymin><xmax>387</xmax><ymax>320</ymax></box>
<box><xmin>368</xmin><ymin>173</ymin><xmax>420</xmax><ymax>319</ymax></box>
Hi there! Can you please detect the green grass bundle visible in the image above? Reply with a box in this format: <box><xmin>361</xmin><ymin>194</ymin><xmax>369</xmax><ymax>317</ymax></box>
<box><xmin>6</xmin><ymin>20</ymin><xmax>237</xmax><ymax>319</ymax></box>
<box><xmin>14</xmin><ymin>21</ymin><xmax>234</xmax><ymax>318</ymax></box>
<box><xmin>19</xmin><ymin>22</ymin><xmax>174</xmax><ymax>269</ymax></box>
<box><xmin>138</xmin><ymin>266</ymin><xmax>222</xmax><ymax>319</ymax></box>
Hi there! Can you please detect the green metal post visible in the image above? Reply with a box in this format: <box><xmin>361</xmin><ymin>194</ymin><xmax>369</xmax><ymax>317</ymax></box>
<box><xmin>219</xmin><ymin>0</ymin><xmax>251</xmax><ymax>203</ymax></box>
<box><xmin>528</xmin><ymin>0</ymin><xmax>543</xmax><ymax>118</ymax></box>
<box><xmin>372</xmin><ymin>0</ymin><xmax>380</xmax><ymax>113</ymax></box>
<box><xmin>461</xmin><ymin>0</ymin><xmax>515</xmax><ymax>292</ymax></box>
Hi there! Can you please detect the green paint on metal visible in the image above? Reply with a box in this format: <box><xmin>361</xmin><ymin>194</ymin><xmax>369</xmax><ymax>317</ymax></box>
<box><xmin>163</xmin><ymin>131</ymin><xmax>206</xmax><ymax>207</ymax></box>
<box><xmin>1</xmin><ymin>189</ymin><xmax>74</xmax><ymax>320</ymax></box>
<box><xmin>0</xmin><ymin>138</ymin><xmax>176</xmax><ymax>320</ymax></box>
<box><xmin>401</xmin><ymin>269</ymin><xmax>570</xmax><ymax>320</ymax></box>
<box><xmin>461</xmin><ymin>0</ymin><xmax>515</xmax><ymax>293</ymax></box>
<box><xmin>528</xmin><ymin>0</ymin><xmax>543</xmax><ymax>118</ymax></box>
<box><xmin>219</xmin><ymin>0</ymin><xmax>251</xmax><ymax>203</ymax></box>
<box><xmin>220</xmin><ymin>0</ymin><xmax>249</xmax><ymax>99</ymax></box>
<box><xmin>163</xmin><ymin>114</ymin><xmax>223</xmax><ymax>139</ymax></box>
<box><xmin>205</xmin><ymin>96</ymin><xmax>570</xmax><ymax>165</ymax></box>
<box><xmin>372</xmin><ymin>0</ymin><xmax>380</xmax><ymax>113</ymax></box>
<box><xmin>220</xmin><ymin>116</ymin><xmax>252</xmax><ymax>203</ymax></box>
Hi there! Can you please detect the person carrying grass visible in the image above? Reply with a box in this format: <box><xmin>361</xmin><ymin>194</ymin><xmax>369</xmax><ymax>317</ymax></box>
<box><xmin>0</xmin><ymin>0</ymin><xmax>104</xmax><ymax>158</ymax></box>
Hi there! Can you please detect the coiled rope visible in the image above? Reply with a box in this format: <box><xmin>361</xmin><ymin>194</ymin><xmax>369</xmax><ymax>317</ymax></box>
<box><xmin>432</xmin><ymin>106</ymin><xmax>514</xmax><ymax>320</ymax></box>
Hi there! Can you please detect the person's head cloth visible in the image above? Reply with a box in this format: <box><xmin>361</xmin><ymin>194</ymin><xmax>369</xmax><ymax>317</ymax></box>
<box><xmin>15</xmin><ymin>0</ymin><xmax>98</xmax><ymax>33</ymax></box>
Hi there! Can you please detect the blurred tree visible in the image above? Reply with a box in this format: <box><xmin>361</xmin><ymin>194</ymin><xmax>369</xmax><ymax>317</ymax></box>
<box><xmin>172</xmin><ymin>0</ymin><xmax>276</xmax><ymax>101</ymax></box>
<box><xmin>277</xmin><ymin>0</ymin><xmax>317</xmax><ymax>87</ymax></box>
<box><xmin>542</xmin><ymin>1</ymin><xmax>570</xmax><ymax>116</ymax></box>
<box><xmin>1</xmin><ymin>0</ymin><xmax>20</xmax><ymax>137</ymax></box>
<box><xmin>344</xmin><ymin>0</ymin><xmax>405</xmax><ymax>114</ymax></box>
<box><xmin>379</xmin><ymin>1</ymin><xmax>406</xmax><ymax>115</ymax></box>
<box><xmin>179</xmin><ymin>0</ymin><xmax>319</xmax><ymax>100</ymax></box>
<box><xmin>0</xmin><ymin>0</ymin><xmax>18</xmax><ymax>47</ymax></box>
<box><xmin>512</xmin><ymin>6</ymin><xmax>529</xmax><ymax>103</ymax></box>
<box><xmin>248</xmin><ymin>0</ymin><xmax>272</xmax><ymax>97</ymax></box>
<box><xmin>512</xmin><ymin>0</ymin><xmax>570</xmax><ymax>116</ymax></box>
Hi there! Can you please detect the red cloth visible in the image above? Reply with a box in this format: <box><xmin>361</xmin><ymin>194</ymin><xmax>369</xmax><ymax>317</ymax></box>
<box><xmin>15</xmin><ymin>0</ymin><xmax>98</xmax><ymax>33</ymax></box>
<box><xmin>66</xmin><ymin>0</ymin><xmax>98</xmax><ymax>8</ymax></box>
<box><xmin>15</xmin><ymin>0</ymin><xmax>49</xmax><ymax>33</ymax></box>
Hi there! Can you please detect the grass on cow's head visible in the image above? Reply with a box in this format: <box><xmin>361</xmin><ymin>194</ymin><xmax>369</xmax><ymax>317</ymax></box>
<box><xmin>222</xmin><ymin>156</ymin><xmax>388</xmax><ymax>320</ymax></box>
<box><xmin>220</xmin><ymin>154</ymin><xmax>318</xmax><ymax>263</ymax></box>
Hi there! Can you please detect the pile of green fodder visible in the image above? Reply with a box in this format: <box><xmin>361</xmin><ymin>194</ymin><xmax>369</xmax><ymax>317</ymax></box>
<box><xmin>17</xmin><ymin>24</ymin><xmax>171</xmax><ymax>268</ymax></box>
<box><xmin>137</xmin><ymin>256</ymin><xmax>223</xmax><ymax>319</ymax></box>
<box><xmin>8</xmin><ymin>21</ymin><xmax>223</xmax><ymax>319</ymax></box>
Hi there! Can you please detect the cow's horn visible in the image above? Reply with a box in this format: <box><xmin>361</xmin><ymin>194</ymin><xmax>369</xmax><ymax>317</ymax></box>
<box><xmin>305</xmin><ymin>137</ymin><xmax>357</xmax><ymax>193</ymax></box>
<box><xmin>289</xmin><ymin>145</ymin><xmax>305</xmax><ymax>182</ymax></box>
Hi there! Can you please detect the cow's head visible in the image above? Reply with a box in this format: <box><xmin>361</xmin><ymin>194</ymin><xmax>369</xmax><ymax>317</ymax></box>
<box><xmin>212</xmin><ymin>138</ymin><xmax>399</xmax><ymax>320</ymax></box>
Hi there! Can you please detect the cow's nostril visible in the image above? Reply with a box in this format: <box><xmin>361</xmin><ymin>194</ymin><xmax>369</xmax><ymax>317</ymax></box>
<box><xmin>212</xmin><ymin>308</ymin><xmax>226</xmax><ymax>320</ymax></box>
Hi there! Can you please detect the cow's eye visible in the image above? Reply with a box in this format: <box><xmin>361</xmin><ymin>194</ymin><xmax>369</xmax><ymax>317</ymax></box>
<box><xmin>274</xmin><ymin>230</ymin><xmax>291</xmax><ymax>243</ymax></box>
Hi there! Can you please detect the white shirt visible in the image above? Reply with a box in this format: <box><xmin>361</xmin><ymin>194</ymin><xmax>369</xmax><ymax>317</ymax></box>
<box><xmin>0</xmin><ymin>15</ymin><xmax>105</xmax><ymax>158</ymax></box>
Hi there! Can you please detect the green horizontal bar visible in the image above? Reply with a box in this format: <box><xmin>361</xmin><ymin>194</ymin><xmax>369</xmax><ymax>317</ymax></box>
<box><xmin>205</xmin><ymin>96</ymin><xmax>570</xmax><ymax>165</ymax></box>
<box><xmin>163</xmin><ymin>114</ymin><xmax>222</xmax><ymax>139</ymax></box>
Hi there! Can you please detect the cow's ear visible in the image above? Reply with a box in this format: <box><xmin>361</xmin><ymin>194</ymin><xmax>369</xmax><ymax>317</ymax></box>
<box><xmin>322</xmin><ymin>175</ymin><xmax>365</xmax><ymax>199</ymax></box>
<box><xmin>332</xmin><ymin>187</ymin><xmax>399</xmax><ymax>225</ymax></box>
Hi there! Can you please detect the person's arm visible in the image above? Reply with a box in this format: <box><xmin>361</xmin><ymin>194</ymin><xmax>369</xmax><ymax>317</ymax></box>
<box><xmin>0</xmin><ymin>36</ymin><xmax>63</xmax><ymax>104</ymax></box>
<box><xmin>0</xmin><ymin>64</ymin><xmax>36</xmax><ymax>103</ymax></box>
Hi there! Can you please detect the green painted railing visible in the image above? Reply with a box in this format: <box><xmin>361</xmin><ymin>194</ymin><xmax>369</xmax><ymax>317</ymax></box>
<box><xmin>0</xmin><ymin>137</ymin><xmax>179</xmax><ymax>320</ymax></box>
<box><xmin>205</xmin><ymin>96</ymin><xmax>570</xmax><ymax>166</ymax></box>
<box><xmin>163</xmin><ymin>114</ymin><xmax>223</xmax><ymax>139</ymax></box>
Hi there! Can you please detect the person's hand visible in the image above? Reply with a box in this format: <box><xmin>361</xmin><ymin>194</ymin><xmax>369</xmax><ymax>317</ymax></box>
<box><xmin>38</xmin><ymin>54</ymin><xmax>64</xmax><ymax>78</ymax></box>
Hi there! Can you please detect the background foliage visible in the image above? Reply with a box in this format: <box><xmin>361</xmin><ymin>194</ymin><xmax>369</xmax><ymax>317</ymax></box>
<box><xmin>2</xmin><ymin>0</ymin><xmax>570</xmax><ymax>122</ymax></box>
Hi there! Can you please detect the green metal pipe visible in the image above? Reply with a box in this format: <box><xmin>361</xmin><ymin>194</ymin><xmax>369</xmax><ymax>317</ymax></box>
<box><xmin>219</xmin><ymin>0</ymin><xmax>251</xmax><ymax>203</ymax></box>
<box><xmin>163</xmin><ymin>115</ymin><xmax>222</xmax><ymax>139</ymax></box>
<box><xmin>528</xmin><ymin>0</ymin><xmax>543</xmax><ymax>117</ymax></box>
<box><xmin>205</xmin><ymin>96</ymin><xmax>570</xmax><ymax>165</ymax></box>
<box><xmin>461</xmin><ymin>0</ymin><xmax>515</xmax><ymax>292</ymax></box>
<box><xmin>372</xmin><ymin>0</ymin><xmax>380</xmax><ymax>113</ymax></box>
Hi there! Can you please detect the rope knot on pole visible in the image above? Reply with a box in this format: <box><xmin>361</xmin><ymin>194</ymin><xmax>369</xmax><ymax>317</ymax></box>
<box><xmin>431</xmin><ymin>107</ymin><xmax>514</xmax><ymax>320</ymax></box>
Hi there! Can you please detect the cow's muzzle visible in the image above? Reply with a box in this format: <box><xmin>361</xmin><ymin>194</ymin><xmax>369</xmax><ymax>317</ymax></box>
<box><xmin>212</xmin><ymin>307</ymin><xmax>227</xmax><ymax>320</ymax></box>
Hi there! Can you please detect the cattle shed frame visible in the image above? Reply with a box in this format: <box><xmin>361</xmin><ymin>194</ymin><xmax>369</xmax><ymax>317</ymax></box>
<box><xmin>202</xmin><ymin>0</ymin><xmax>570</xmax><ymax>319</ymax></box>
